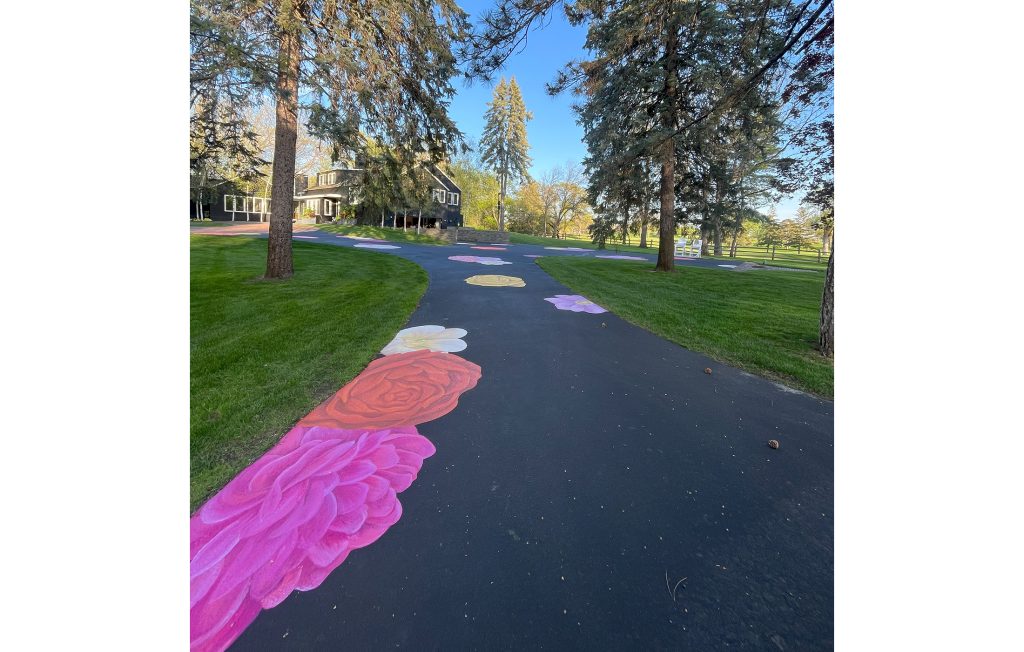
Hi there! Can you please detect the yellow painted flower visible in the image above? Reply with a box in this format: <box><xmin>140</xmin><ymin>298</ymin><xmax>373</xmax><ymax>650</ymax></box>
<box><xmin>464</xmin><ymin>275</ymin><xmax>526</xmax><ymax>288</ymax></box>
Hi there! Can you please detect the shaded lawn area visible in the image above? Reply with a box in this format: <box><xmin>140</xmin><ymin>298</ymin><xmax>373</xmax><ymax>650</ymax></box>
<box><xmin>317</xmin><ymin>223</ymin><xmax>449</xmax><ymax>245</ymax></box>
<box><xmin>536</xmin><ymin>256</ymin><xmax>832</xmax><ymax>397</ymax></box>
<box><xmin>190</xmin><ymin>235</ymin><xmax>428</xmax><ymax>510</ymax></box>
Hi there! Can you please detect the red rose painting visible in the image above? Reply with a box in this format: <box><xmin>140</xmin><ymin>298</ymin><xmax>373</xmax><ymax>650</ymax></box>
<box><xmin>299</xmin><ymin>349</ymin><xmax>481</xmax><ymax>430</ymax></box>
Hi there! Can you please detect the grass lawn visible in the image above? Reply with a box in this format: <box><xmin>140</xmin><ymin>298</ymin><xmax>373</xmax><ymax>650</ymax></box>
<box><xmin>509</xmin><ymin>232</ymin><xmax>829</xmax><ymax>272</ymax></box>
<box><xmin>190</xmin><ymin>235</ymin><xmax>428</xmax><ymax>510</ymax></box>
<box><xmin>508</xmin><ymin>231</ymin><xmax>663</xmax><ymax>254</ymax></box>
<box><xmin>536</xmin><ymin>256</ymin><xmax>832</xmax><ymax>397</ymax></box>
<box><xmin>317</xmin><ymin>223</ymin><xmax>450</xmax><ymax>245</ymax></box>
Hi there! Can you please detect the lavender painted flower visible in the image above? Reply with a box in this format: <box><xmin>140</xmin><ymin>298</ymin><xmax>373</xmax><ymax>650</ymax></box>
<box><xmin>544</xmin><ymin>294</ymin><xmax>608</xmax><ymax>314</ymax></box>
<box><xmin>448</xmin><ymin>255</ymin><xmax>512</xmax><ymax>266</ymax></box>
<box><xmin>190</xmin><ymin>425</ymin><xmax>435</xmax><ymax>652</ymax></box>
<box><xmin>354</xmin><ymin>243</ymin><xmax>400</xmax><ymax>249</ymax></box>
<box><xmin>543</xmin><ymin>246</ymin><xmax>590</xmax><ymax>251</ymax></box>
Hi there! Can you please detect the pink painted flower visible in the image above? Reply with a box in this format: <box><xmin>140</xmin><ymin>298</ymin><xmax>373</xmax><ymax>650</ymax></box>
<box><xmin>448</xmin><ymin>255</ymin><xmax>512</xmax><ymax>266</ymax></box>
<box><xmin>544</xmin><ymin>294</ymin><xmax>608</xmax><ymax>314</ymax></box>
<box><xmin>190</xmin><ymin>425</ymin><xmax>435</xmax><ymax>652</ymax></box>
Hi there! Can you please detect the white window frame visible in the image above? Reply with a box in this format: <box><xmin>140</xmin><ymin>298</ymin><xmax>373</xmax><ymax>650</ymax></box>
<box><xmin>448</xmin><ymin>192</ymin><xmax>460</xmax><ymax>206</ymax></box>
<box><xmin>224</xmin><ymin>195</ymin><xmax>236</xmax><ymax>212</ymax></box>
<box><xmin>324</xmin><ymin>200</ymin><xmax>333</xmax><ymax>216</ymax></box>
<box><xmin>434</xmin><ymin>188</ymin><xmax>446</xmax><ymax>203</ymax></box>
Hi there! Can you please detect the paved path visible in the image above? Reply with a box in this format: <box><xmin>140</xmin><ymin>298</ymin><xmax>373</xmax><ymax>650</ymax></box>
<box><xmin>194</xmin><ymin>226</ymin><xmax>833</xmax><ymax>650</ymax></box>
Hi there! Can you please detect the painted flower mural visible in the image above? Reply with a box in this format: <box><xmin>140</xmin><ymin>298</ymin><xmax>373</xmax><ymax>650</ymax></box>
<box><xmin>300</xmin><ymin>350</ymin><xmax>481</xmax><ymax>430</ymax></box>
<box><xmin>381</xmin><ymin>325</ymin><xmax>468</xmax><ymax>355</ymax></box>
<box><xmin>464</xmin><ymin>274</ymin><xmax>526</xmax><ymax>288</ymax></box>
<box><xmin>355</xmin><ymin>243</ymin><xmax>400</xmax><ymax>249</ymax></box>
<box><xmin>470</xmin><ymin>246</ymin><xmax>507</xmax><ymax>251</ymax></box>
<box><xmin>448</xmin><ymin>255</ymin><xmax>512</xmax><ymax>266</ymax></box>
<box><xmin>191</xmin><ymin>332</ymin><xmax>481</xmax><ymax>651</ymax></box>
<box><xmin>544</xmin><ymin>294</ymin><xmax>608</xmax><ymax>314</ymax></box>
<box><xmin>191</xmin><ymin>425</ymin><xmax>434</xmax><ymax>652</ymax></box>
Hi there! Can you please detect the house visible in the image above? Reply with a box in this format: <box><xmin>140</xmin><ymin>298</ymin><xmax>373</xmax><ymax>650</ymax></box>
<box><xmin>292</xmin><ymin>162</ymin><xmax>464</xmax><ymax>229</ymax></box>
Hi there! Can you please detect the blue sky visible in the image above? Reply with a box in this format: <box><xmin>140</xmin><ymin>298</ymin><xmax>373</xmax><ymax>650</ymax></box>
<box><xmin>448</xmin><ymin>0</ymin><xmax>801</xmax><ymax>220</ymax></box>
<box><xmin>448</xmin><ymin>1</ymin><xmax>588</xmax><ymax>177</ymax></box>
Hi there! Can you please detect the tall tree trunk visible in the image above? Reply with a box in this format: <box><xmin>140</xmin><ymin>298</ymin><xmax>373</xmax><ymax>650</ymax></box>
<box><xmin>639</xmin><ymin>213</ymin><xmax>649</xmax><ymax>248</ymax></box>
<box><xmin>729</xmin><ymin>227</ymin><xmax>739</xmax><ymax>257</ymax></box>
<box><xmin>497</xmin><ymin>170</ymin><xmax>506</xmax><ymax>231</ymax></box>
<box><xmin>822</xmin><ymin>228</ymin><xmax>831</xmax><ymax>254</ymax></box>
<box><xmin>712</xmin><ymin>187</ymin><xmax>724</xmax><ymax>256</ymax></box>
<box><xmin>622</xmin><ymin>200</ymin><xmax>630</xmax><ymax>244</ymax></box>
<box><xmin>654</xmin><ymin>20</ymin><xmax>678</xmax><ymax>272</ymax></box>
<box><xmin>819</xmin><ymin>247</ymin><xmax>834</xmax><ymax>357</ymax></box>
<box><xmin>265</xmin><ymin>18</ymin><xmax>301</xmax><ymax>279</ymax></box>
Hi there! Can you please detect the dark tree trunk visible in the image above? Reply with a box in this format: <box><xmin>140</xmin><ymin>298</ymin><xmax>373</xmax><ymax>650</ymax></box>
<box><xmin>497</xmin><ymin>169</ymin><xmax>506</xmax><ymax>231</ymax></box>
<box><xmin>729</xmin><ymin>227</ymin><xmax>739</xmax><ymax>257</ymax></box>
<box><xmin>819</xmin><ymin>248</ymin><xmax>834</xmax><ymax>357</ymax></box>
<box><xmin>639</xmin><ymin>213</ymin><xmax>649</xmax><ymax>248</ymax></box>
<box><xmin>654</xmin><ymin>20</ymin><xmax>678</xmax><ymax>272</ymax></box>
<box><xmin>712</xmin><ymin>186</ymin><xmax>724</xmax><ymax>256</ymax></box>
<box><xmin>622</xmin><ymin>200</ymin><xmax>630</xmax><ymax>244</ymax></box>
<box><xmin>265</xmin><ymin>21</ymin><xmax>301</xmax><ymax>279</ymax></box>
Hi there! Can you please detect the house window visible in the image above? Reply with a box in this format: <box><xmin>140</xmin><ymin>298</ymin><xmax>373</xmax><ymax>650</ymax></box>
<box><xmin>434</xmin><ymin>188</ymin><xmax>446</xmax><ymax>203</ymax></box>
<box><xmin>328</xmin><ymin>173</ymin><xmax>336</xmax><ymax>184</ymax></box>
<box><xmin>448</xmin><ymin>193</ymin><xmax>460</xmax><ymax>206</ymax></box>
<box><xmin>253</xmin><ymin>198</ymin><xmax>265</xmax><ymax>214</ymax></box>
<box><xmin>324</xmin><ymin>200</ymin><xmax>333</xmax><ymax>216</ymax></box>
<box><xmin>224</xmin><ymin>195</ymin><xmax>237</xmax><ymax>212</ymax></box>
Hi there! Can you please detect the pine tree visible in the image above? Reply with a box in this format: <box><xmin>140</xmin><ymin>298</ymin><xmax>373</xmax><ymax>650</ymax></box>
<box><xmin>191</xmin><ymin>0</ymin><xmax>467</xmax><ymax>278</ymax></box>
<box><xmin>480</xmin><ymin>77</ymin><xmax>533</xmax><ymax>232</ymax></box>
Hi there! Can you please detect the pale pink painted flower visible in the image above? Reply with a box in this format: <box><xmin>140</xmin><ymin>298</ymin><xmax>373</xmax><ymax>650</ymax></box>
<box><xmin>380</xmin><ymin>325</ymin><xmax>468</xmax><ymax>355</ymax></box>
<box><xmin>544</xmin><ymin>294</ymin><xmax>608</xmax><ymax>314</ymax></box>
<box><xmin>190</xmin><ymin>425</ymin><xmax>435</xmax><ymax>652</ymax></box>
<box><xmin>354</xmin><ymin>243</ymin><xmax>400</xmax><ymax>249</ymax></box>
<box><xmin>447</xmin><ymin>255</ymin><xmax>512</xmax><ymax>266</ymax></box>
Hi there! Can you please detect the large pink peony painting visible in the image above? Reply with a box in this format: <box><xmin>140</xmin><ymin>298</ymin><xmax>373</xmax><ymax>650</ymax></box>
<box><xmin>190</xmin><ymin>329</ymin><xmax>481</xmax><ymax>651</ymax></box>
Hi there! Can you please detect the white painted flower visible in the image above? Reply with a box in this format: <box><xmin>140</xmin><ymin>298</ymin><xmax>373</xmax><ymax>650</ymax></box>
<box><xmin>380</xmin><ymin>325</ymin><xmax>468</xmax><ymax>355</ymax></box>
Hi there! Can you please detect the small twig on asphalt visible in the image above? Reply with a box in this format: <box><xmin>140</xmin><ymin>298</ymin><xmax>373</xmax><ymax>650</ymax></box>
<box><xmin>665</xmin><ymin>571</ymin><xmax>673</xmax><ymax>601</ymax></box>
<box><xmin>672</xmin><ymin>577</ymin><xmax>688</xmax><ymax>603</ymax></box>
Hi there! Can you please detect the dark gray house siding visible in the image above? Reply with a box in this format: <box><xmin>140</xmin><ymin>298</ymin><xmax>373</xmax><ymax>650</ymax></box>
<box><xmin>294</xmin><ymin>163</ymin><xmax>464</xmax><ymax>228</ymax></box>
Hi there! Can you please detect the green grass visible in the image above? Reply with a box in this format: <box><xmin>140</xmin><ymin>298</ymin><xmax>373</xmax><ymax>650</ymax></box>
<box><xmin>508</xmin><ymin>231</ymin><xmax>664</xmax><ymax>254</ymax></box>
<box><xmin>190</xmin><ymin>235</ymin><xmax>428</xmax><ymax>510</ymax></box>
<box><xmin>317</xmin><ymin>224</ymin><xmax>450</xmax><ymax>245</ymax></box>
<box><xmin>536</xmin><ymin>256</ymin><xmax>832</xmax><ymax>397</ymax></box>
<box><xmin>508</xmin><ymin>232</ymin><xmax>829</xmax><ymax>272</ymax></box>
